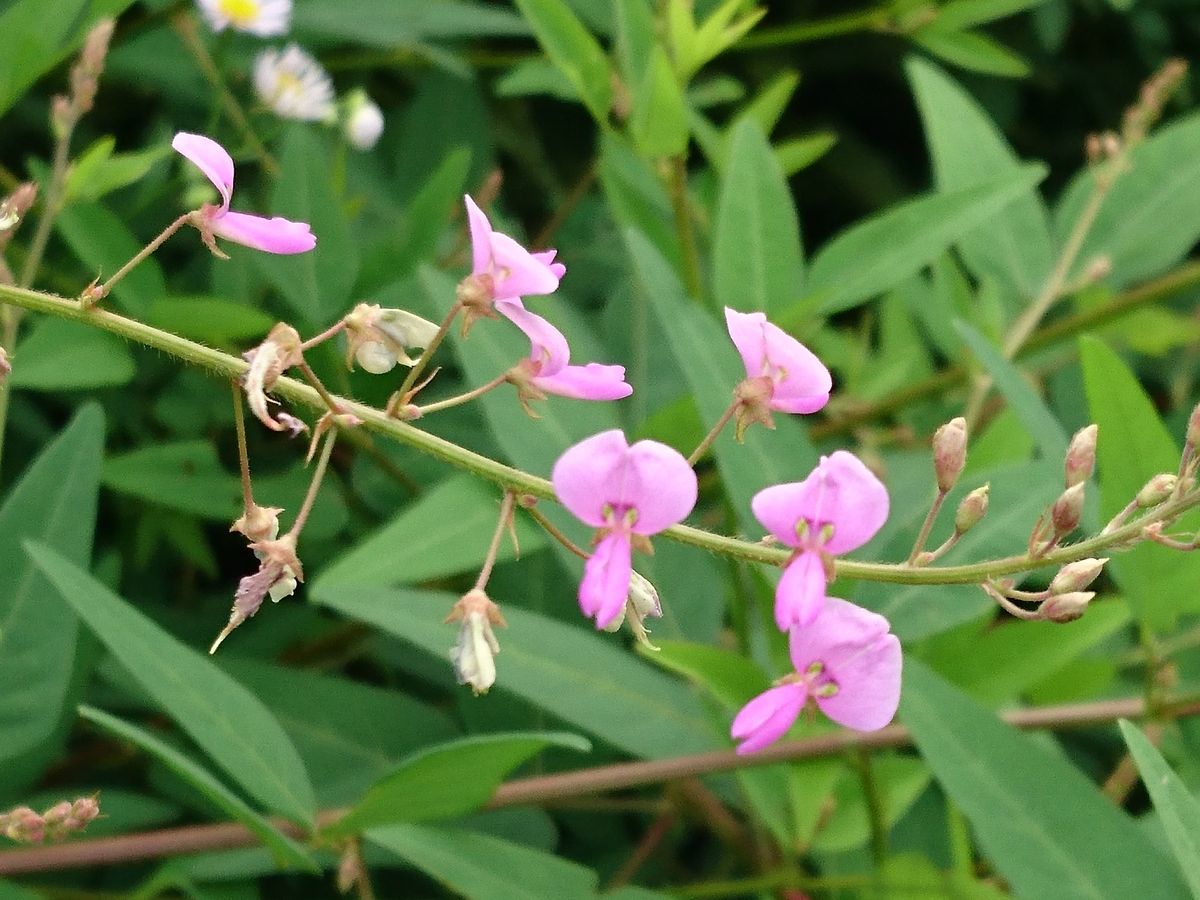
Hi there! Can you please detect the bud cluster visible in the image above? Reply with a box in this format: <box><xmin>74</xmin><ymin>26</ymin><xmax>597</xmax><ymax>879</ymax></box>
<box><xmin>1</xmin><ymin>796</ymin><xmax>99</xmax><ymax>844</ymax></box>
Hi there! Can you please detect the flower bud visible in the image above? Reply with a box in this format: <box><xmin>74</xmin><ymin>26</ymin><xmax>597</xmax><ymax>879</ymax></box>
<box><xmin>954</xmin><ymin>484</ymin><xmax>990</xmax><ymax>534</ymax></box>
<box><xmin>0</xmin><ymin>347</ymin><xmax>10</xmax><ymax>384</ymax></box>
<box><xmin>230</xmin><ymin>502</ymin><xmax>283</xmax><ymax>544</ymax></box>
<box><xmin>446</xmin><ymin>589</ymin><xmax>507</xmax><ymax>695</ymax></box>
<box><xmin>68</xmin><ymin>796</ymin><xmax>99</xmax><ymax>829</ymax></box>
<box><xmin>1064</xmin><ymin>425</ymin><xmax>1098</xmax><ymax>487</ymax></box>
<box><xmin>242</xmin><ymin>324</ymin><xmax>304</xmax><ymax>432</ymax></box>
<box><xmin>1136</xmin><ymin>473</ymin><xmax>1177</xmax><ymax>508</ymax></box>
<box><xmin>1051</xmin><ymin>482</ymin><xmax>1086</xmax><ymax>535</ymax></box>
<box><xmin>342</xmin><ymin>89</ymin><xmax>384</xmax><ymax>151</ymax></box>
<box><xmin>932</xmin><ymin>417</ymin><xmax>967</xmax><ymax>492</ymax></box>
<box><xmin>1048</xmin><ymin>558</ymin><xmax>1108</xmax><ymax>594</ymax></box>
<box><xmin>1040</xmin><ymin>591</ymin><xmax>1094</xmax><ymax>623</ymax></box>
<box><xmin>1187</xmin><ymin>402</ymin><xmax>1200</xmax><ymax>449</ymax></box>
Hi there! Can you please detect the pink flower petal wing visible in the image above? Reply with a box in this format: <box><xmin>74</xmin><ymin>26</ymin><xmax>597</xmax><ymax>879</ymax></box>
<box><xmin>623</xmin><ymin>440</ymin><xmax>698</xmax><ymax>534</ymax></box>
<box><xmin>750</xmin><ymin>482</ymin><xmax>809</xmax><ymax>547</ymax></box>
<box><xmin>731</xmin><ymin>684</ymin><xmax>807</xmax><ymax>755</ymax></box>
<box><xmin>172</xmin><ymin>132</ymin><xmax>234</xmax><ymax>211</ymax></box>
<box><xmin>812</xmin><ymin>451</ymin><xmax>889</xmax><ymax>555</ymax></box>
<box><xmin>762</xmin><ymin>321</ymin><xmax>831</xmax><ymax>413</ymax></box>
<box><xmin>532</xmin><ymin>249</ymin><xmax>566</xmax><ymax>281</ymax></box>
<box><xmin>211</xmin><ymin>211</ymin><xmax>317</xmax><ymax>254</ymax></box>
<box><xmin>579</xmin><ymin>531</ymin><xmax>633</xmax><ymax>629</ymax></box>
<box><xmin>495</xmin><ymin>299</ymin><xmax>570</xmax><ymax>375</ymax></box>
<box><xmin>816</xmin><ymin>633</ymin><xmax>902</xmax><ymax>732</ymax></box>
<box><xmin>788</xmin><ymin>596</ymin><xmax>892</xmax><ymax>671</ymax></box>
<box><xmin>724</xmin><ymin>308</ymin><xmax>768</xmax><ymax>378</ymax></box>
<box><xmin>532</xmin><ymin>364</ymin><xmax>633</xmax><ymax>401</ymax></box>
<box><xmin>489</xmin><ymin>231</ymin><xmax>561</xmax><ymax>299</ymax></box>
<box><xmin>464</xmin><ymin>195</ymin><xmax>493</xmax><ymax>277</ymax></box>
<box><xmin>775</xmin><ymin>550</ymin><xmax>827</xmax><ymax>630</ymax></box>
<box><xmin>552</xmin><ymin>430</ymin><xmax>631</xmax><ymax>527</ymax></box>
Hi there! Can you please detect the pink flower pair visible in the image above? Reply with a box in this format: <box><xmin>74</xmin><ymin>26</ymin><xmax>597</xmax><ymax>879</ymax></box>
<box><xmin>463</xmin><ymin>197</ymin><xmax>631</xmax><ymax>403</ymax></box>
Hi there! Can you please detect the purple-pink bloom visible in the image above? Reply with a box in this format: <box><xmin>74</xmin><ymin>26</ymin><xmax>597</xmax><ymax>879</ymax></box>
<box><xmin>498</xmin><ymin>299</ymin><xmax>632</xmax><ymax>402</ymax></box>
<box><xmin>752</xmin><ymin>451</ymin><xmax>889</xmax><ymax>630</ymax></box>
<box><xmin>465</xmin><ymin>195</ymin><xmax>564</xmax><ymax>301</ymax></box>
<box><xmin>725</xmin><ymin>307</ymin><xmax>831</xmax><ymax>415</ymax></box>
<box><xmin>172</xmin><ymin>132</ymin><xmax>316</xmax><ymax>255</ymax></box>
<box><xmin>552</xmin><ymin>431</ymin><xmax>697</xmax><ymax>628</ymax></box>
<box><xmin>731</xmin><ymin>597</ymin><xmax>901</xmax><ymax>754</ymax></box>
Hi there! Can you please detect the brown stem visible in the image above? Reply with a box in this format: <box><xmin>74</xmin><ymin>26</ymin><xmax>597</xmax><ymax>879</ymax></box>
<box><xmin>286</xmin><ymin>430</ymin><xmax>336</xmax><ymax>539</ymax></box>
<box><xmin>524</xmin><ymin>505</ymin><xmax>590</xmax><ymax>560</ymax></box>
<box><xmin>686</xmin><ymin>398</ymin><xmax>739</xmax><ymax>467</ymax></box>
<box><xmin>4</xmin><ymin>695</ymin><xmax>1196</xmax><ymax>876</ymax></box>
<box><xmin>296</xmin><ymin>360</ymin><xmax>345</xmax><ymax>416</ymax></box>
<box><xmin>474</xmin><ymin>492</ymin><xmax>515</xmax><ymax>591</ymax></box>
<box><xmin>391</xmin><ymin>300</ymin><xmax>462</xmax><ymax>411</ymax></box>
<box><xmin>907</xmin><ymin>489</ymin><xmax>947</xmax><ymax>565</ymax></box>
<box><xmin>231</xmin><ymin>382</ymin><xmax>254</xmax><ymax>512</ymax></box>
<box><xmin>412</xmin><ymin>371</ymin><xmax>508</xmax><ymax>416</ymax></box>
<box><xmin>605</xmin><ymin>809</ymin><xmax>677</xmax><ymax>890</ymax></box>
<box><xmin>300</xmin><ymin>320</ymin><xmax>347</xmax><ymax>352</ymax></box>
<box><xmin>82</xmin><ymin>213</ymin><xmax>191</xmax><ymax>305</ymax></box>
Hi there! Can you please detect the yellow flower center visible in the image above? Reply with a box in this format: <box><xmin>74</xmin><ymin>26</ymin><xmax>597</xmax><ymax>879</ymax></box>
<box><xmin>217</xmin><ymin>0</ymin><xmax>261</xmax><ymax>25</ymax></box>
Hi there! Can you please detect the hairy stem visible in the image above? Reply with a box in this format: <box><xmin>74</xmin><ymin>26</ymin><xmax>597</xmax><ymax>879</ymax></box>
<box><xmin>287</xmin><ymin>429</ymin><xmax>336</xmax><ymax>539</ymax></box>
<box><xmin>412</xmin><ymin>371</ymin><xmax>508</xmax><ymax>416</ymax></box>
<box><xmin>686</xmin><ymin>397</ymin><xmax>738</xmax><ymax>466</ymax></box>
<box><xmin>83</xmin><ymin>213</ymin><xmax>191</xmax><ymax>304</ymax></box>
<box><xmin>391</xmin><ymin>300</ymin><xmax>462</xmax><ymax>409</ymax></box>
<box><xmin>907</xmin><ymin>489</ymin><xmax>947</xmax><ymax>564</ymax></box>
<box><xmin>524</xmin><ymin>504</ymin><xmax>590</xmax><ymax>560</ymax></box>
<box><xmin>231</xmin><ymin>383</ymin><xmax>254</xmax><ymax>512</ymax></box>
<box><xmin>474</xmin><ymin>491</ymin><xmax>516</xmax><ymax>591</ymax></box>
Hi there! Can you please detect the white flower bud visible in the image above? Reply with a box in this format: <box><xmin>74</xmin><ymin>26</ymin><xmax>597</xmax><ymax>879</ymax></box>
<box><xmin>932</xmin><ymin>417</ymin><xmax>967</xmax><ymax>492</ymax></box>
<box><xmin>343</xmin><ymin>89</ymin><xmax>384</xmax><ymax>150</ymax></box>
<box><xmin>1040</xmin><ymin>591</ymin><xmax>1094</xmax><ymax>623</ymax></box>
<box><xmin>1136</xmin><ymin>473</ymin><xmax>1177</xmax><ymax>508</ymax></box>
<box><xmin>1048</xmin><ymin>558</ymin><xmax>1108</xmax><ymax>594</ymax></box>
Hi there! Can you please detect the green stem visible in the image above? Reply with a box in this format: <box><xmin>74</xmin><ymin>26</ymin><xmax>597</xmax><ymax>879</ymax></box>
<box><xmin>412</xmin><ymin>371</ymin><xmax>507</xmax><ymax>416</ymax></box>
<box><xmin>686</xmin><ymin>397</ymin><xmax>738</xmax><ymax>466</ymax></box>
<box><xmin>907</xmin><ymin>489</ymin><xmax>947</xmax><ymax>564</ymax></box>
<box><xmin>2</xmin><ymin>282</ymin><xmax>1198</xmax><ymax>586</ymax></box>
<box><xmin>231</xmin><ymin>382</ymin><xmax>254</xmax><ymax>512</ymax></box>
<box><xmin>668</xmin><ymin>155</ymin><xmax>703</xmax><ymax>300</ymax></box>
<box><xmin>474</xmin><ymin>491</ymin><xmax>516</xmax><ymax>591</ymax></box>
<box><xmin>735</xmin><ymin>7</ymin><xmax>890</xmax><ymax>49</ymax></box>
<box><xmin>287</xmin><ymin>429</ymin><xmax>336</xmax><ymax>539</ymax></box>
<box><xmin>84</xmin><ymin>213</ymin><xmax>191</xmax><ymax>304</ymax></box>
<box><xmin>854</xmin><ymin>746</ymin><xmax>888</xmax><ymax>870</ymax></box>
<box><xmin>391</xmin><ymin>300</ymin><xmax>462</xmax><ymax>410</ymax></box>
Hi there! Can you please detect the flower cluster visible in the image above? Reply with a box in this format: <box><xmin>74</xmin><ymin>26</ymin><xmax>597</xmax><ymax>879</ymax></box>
<box><xmin>1</xmin><ymin>796</ymin><xmax>100</xmax><ymax>844</ymax></box>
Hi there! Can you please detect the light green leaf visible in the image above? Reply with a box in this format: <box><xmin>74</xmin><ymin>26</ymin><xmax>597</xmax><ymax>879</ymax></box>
<box><xmin>935</xmin><ymin>0</ymin><xmax>1049</xmax><ymax>29</ymax></box>
<box><xmin>647</xmin><ymin>640</ymin><xmax>770</xmax><ymax>710</ymax></box>
<box><xmin>26</xmin><ymin>545</ymin><xmax>317</xmax><ymax>824</ymax></box>
<box><xmin>907</xmin><ymin>56</ymin><xmax>1053</xmax><ymax>299</ymax></box>
<box><xmin>713</xmin><ymin>119</ymin><xmax>805</xmax><ymax>316</ymax></box>
<box><xmin>10</xmin><ymin>318</ymin><xmax>135</xmax><ymax>390</ymax></box>
<box><xmin>1056</xmin><ymin>112</ymin><xmax>1200</xmax><ymax>288</ymax></box>
<box><xmin>1120</xmin><ymin>720</ymin><xmax>1200</xmax><ymax>897</ymax></box>
<box><xmin>65</xmin><ymin>138</ymin><xmax>169</xmax><ymax>203</ymax></box>
<box><xmin>256</xmin><ymin>127</ymin><xmax>358</xmax><ymax>326</ymax></box>
<box><xmin>312</xmin><ymin>585</ymin><xmax>720</xmax><ymax>759</ymax></box>
<box><xmin>328</xmin><ymin>732</ymin><xmax>590</xmax><ymax>836</ymax></box>
<box><xmin>811</xmin><ymin>755</ymin><xmax>931</xmax><ymax>852</ymax></box>
<box><xmin>293</xmin><ymin>0</ymin><xmax>529</xmax><ymax>42</ymax></box>
<box><xmin>56</xmin><ymin>201</ymin><xmax>165</xmax><ymax>317</ymax></box>
<box><xmin>775</xmin><ymin>132</ymin><xmax>838</xmax><ymax>176</ymax></box>
<box><xmin>513</xmin><ymin>0</ymin><xmax>613</xmax><ymax>122</ymax></box>
<box><xmin>614</xmin><ymin>0</ymin><xmax>655</xmax><ymax>91</ymax></box>
<box><xmin>1080</xmin><ymin>337</ymin><xmax>1200</xmax><ymax>630</ymax></box>
<box><xmin>912</xmin><ymin>29</ymin><xmax>1031</xmax><ymax>78</ymax></box>
<box><xmin>901</xmin><ymin>657</ymin><xmax>1187</xmax><ymax>900</ymax></box>
<box><xmin>954</xmin><ymin>319</ymin><xmax>1067</xmax><ymax>459</ymax></box>
<box><xmin>806</xmin><ymin>165</ymin><xmax>1047</xmax><ymax>315</ymax></box>
<box><xmin>630</xmin><ymin>46</ymin><xmax>689</xmax><ymax>158</ymax></box>
<box><xmin>316</xmin><ymin>475</ymin><xmax>544</xmax><ymax>590</ymax></box>
<box><xmin>78</xmin><ymin>706</ymin><xmax>316</xmax><ymax>871</ymax></box>
<box><xmin>0</xmin><ymin>407</ymin><xmax>103</xmax><ymax>769</ymax></box>
<box><xmin>143</xmin><ymin>297</ymin><xmax>276</xmax><ymax>348</ymax></box>
<box><xmin>369</xmin><ymin>823</ymin><xmax>598</xmax><ymax>899</ymax></box>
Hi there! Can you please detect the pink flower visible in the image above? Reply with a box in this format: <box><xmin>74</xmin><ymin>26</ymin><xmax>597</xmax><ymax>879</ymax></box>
<box><xmin>552</xmin><ymin>431</ymin><xmax>697</xmax><ymax>628</ymax></box>
<box><xmin>752</xmin><ymin>451</ymin><xmax>889</xmax><ymax>630</ymax></box>
<box><xmin>725</xmin><ymin>308</ymin><xmax>831</xmax><ymax>437</ymax></box>
<box><xmin>465</xmin><ymin>195</ymin><xmax>564</xmax><ymax>301</ymax></box>
<box><xmin>498</xmin><ymin>299</ymin><xmax>632</xmax><ymax>404</ymax></box>
<box><xmin>731</xmin><ymin>597</ymin><xmax>901</xmax><ymax>754</ymax></box>
<box><xmin>172</xmin><ymin>133</ymin><xmax>316</xmax><ymax>255</ymax></box>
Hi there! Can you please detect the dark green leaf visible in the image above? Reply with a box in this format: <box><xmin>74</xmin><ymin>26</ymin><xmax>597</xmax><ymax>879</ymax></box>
<box><xmin>293</xmin><ymin>0</ymin><xmax>529</xmax><ymax>43</ymax></box>
<box><xmin>10</xmin><ymin>318</ymin><xmax>134</xmax><ymax>390</ymax></box>
<box><xmin>56</xmin><ymin>201</ymin><xmax>165</xmax><ymax>317</ymax></box>
<box><xmin>912</xmin><ymin>29</ymin><xmax>1031</xmax><ymax>79</ymax></box>
<box><xmin>513</xmin><ymin>0</ymin><xmax>613</xmax><ymax>122</ymax></box>
<box><xmin>629</xmin><ymin>46</ymin><xmax>689</xmax><ymax>158</ymax></box>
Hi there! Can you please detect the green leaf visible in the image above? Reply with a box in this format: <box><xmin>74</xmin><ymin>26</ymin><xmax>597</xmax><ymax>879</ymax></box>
<box><xmin>0</xmin><ymin>407</ymin><xmax>103</xmax><ymax>768</ymax></box>
<box><xmin>293</xmin><ymin>0</ymin><xmax>529</xmax><ymax>43</ymax></box>
<box><xmin>713</xmin><ymin>119</ymin><xmax>805</xmax><ymax>316</ymax></box>
<box><xmin>55</xmin><ymin>201</ymin><xmax>165</xmax><ymax>317</ymax></box>
<box><xmin>143</xmin><ymin>297</ymin><xmax>276</xmax><ymax>348</ymax></box>
<box><xmin>78</xmin><ymin>706</ymin><xmax>316</xmax><ymax>872</ymax></box>
<box><xmin>912</xmin><ymin>29</ymin><xmax>1031</xmax><ymax>79</ymax></box>
<box><xmin>1080</xmin><ymin>336</ymin><xmax>1200</xmax><ymax>630</ymax></box>
<box><xmin>1056</xmin><ymin>112</ymin><xmax>1200</xmax><ymax>288</ymax></box>
<box><xmin>0</xmin><ymin>0</ymin><xmax>136</xmax><ymax>119</ymax></box>
<box><xmin>513</xmin><ymin>0</ymin><xmax>613</xmax><ymax>122</ymax></box>
<box><xmin>256</xmin><ymin>127</ymin><xmax>359</xmax><ymax>326</ymax></box>
<box><xmin>811</xmin><ymin>755</ymin><xmax>931</xmax><ymax>852</ymax></box>
<box><xmin>1120</xmin><ymin>720</ymin><xmax>1200</xmax><ymax>896</ymax></box>
<box><xmin>316</xmin><ymin>474</ymin><xmax>545</xmax><ymax>590</ymax></box>
<box><xmin>369</xmin><ymin>823</ymin><xmax>598</xmax><ymax>899</ymax></box>
<box><xmin>629</xmin><ymin>46</ymin><xmax>689</xmax><ymax>158</ymax></box>
<box><xmin>647</xmin><ymin>640</ymin><xmax>770</xmax><ymax>710</ymax></box>
<box><xmin>806</xmin><ymin>165</ymin><xmax>1047</xmax><ymax>315</ymax></box>
<box><xmin>907</xmin><ymin>56</ymin><xmax>1053</xmax><ymax>300</ymax></box>
<box><xmin>625</xmin><ymin>228</ymin><xmax>817</xmax><ymax>530</ymax></box>
<box><xmin>935</xmin><ymin>0</ymin><xmax>1048</xmax><ymax>29</ymax></box>
<box><xmin>329</xmin><ymin>732</ymin><xmax>590</xmax><ymax>836</ymax></box>
<box><xmin>65</xmin><ymin>138</ymin><xmax>169</xmax><ymax>204</ymax></box>
<box><xmin>10</xmin><ymin>318</ymin><xmax>135</xmax><ymax>390</ymax></box>
<box><xmin>900</xmin><ymin>657</ymin><xmax>1187</xmax><ymax>900</ymax></box>
<box><xmin>614</xmin><ymin>0</ymin><xmax>655</xmax><ymax>91</ymax></box>
<box><xmin>775</xmin><ymin>132</ymin><xmax>838</xmax><ymax>176</ymax></box>
<box><xmin>312</xmin><ymin>585</ymin><xmax>720</xmax><ymax>759</ymax></box>
<box><xmin>25</xmin><ymin>545</ymin><xmax>317</xmax><ymax>824</ymax></box>
<box><xmin>954</xmin><ymin>319</ymin><xmax>1067</xmax><ymax>459</ymax></box>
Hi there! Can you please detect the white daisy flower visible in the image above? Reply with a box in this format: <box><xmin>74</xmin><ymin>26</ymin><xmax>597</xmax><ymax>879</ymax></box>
<box><xmin>254</xmin><ymin>45</ymin><xmax>336</xmax><ymax>123</ymax></box>
<box><xmin>196</xmin><ymin>0</ymin><xmax>291</xmax><ymax>37</ymax></box>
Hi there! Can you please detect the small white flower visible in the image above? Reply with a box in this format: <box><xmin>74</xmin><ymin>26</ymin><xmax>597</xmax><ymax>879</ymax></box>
<box><xmin>446</xmin><ymin>589</ymin><xmax>506</xmax><ymax>695</ymax></box>
<box><xmin>196</xmin><ymin>0</ymin><xmax>291</xmax><ymax>37</ymax></box>
<box><xmin>254</xmin><ymin>45</ymin><xmax>336</xmax><ymax>123</ymax></box>
<box><xmin>342</xmin><ymin>89</ymin><xmax>384</xmax><ymax>150</ymax></box>
<box><xmin>343</xmin><ymin>304</ymin><xmax>439</xmax><ymax>374</ymax></box>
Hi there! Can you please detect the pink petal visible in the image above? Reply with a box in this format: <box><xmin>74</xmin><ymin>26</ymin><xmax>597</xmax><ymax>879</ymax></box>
<box><xmin>761</xmin><ymin>324</ymin><xmax>831</xmax><ymax>412</ymax></box>
<box><xmin>552</xmin><ymin>430</ymin><xmax>632</xmax><ymax>527</ymax></box>
<box><xmin>788</xmin><ymin>596</ymin><xmax>893</xmax><ymax>672</ymax></box>
<box><xmin>809</xmin><ymin>452</ymin><xmax>889</xmax><ymax>555</ymax></box>
<box><xmin>730</xmin><ymin>684</ymin><xmax>807</xmax><ymax>755</ymax></box>
<box><xmin>489</xmin><ymin>231</ymin><xmax>561</xmax><ymax>299</ymax></box>
<box><xmin>532</xmin><ymin>364</ymin><xmax>633</xmax><ymax>401</ymax></box>
<box><xmin>532</xmin><ymin>249</ymin><xmax>566</xmax><ymax>281</ymax></box>
<box><xmin>172</xmin><ymin>132</ymin><xmax>234</xmax><ymax>212</ymax></box>
<box><xmin>775</xmin><ymin>550</ymin><xmax>826</xmax><ymax>630</ymax></box>
<box><xmin>815</xmin><ymin>632</ymin><xmax>902</xmax><ymax>732</ymax></box>
<box><xmin>465</xmin><ymin>194</ymin><xmax>493</xmax><ymax>277</ymax></box>
<box><xmin>623</xmin><ymin>440</ymin><xmax>698</xmax><ymax>534</ymax></box>
<box><xmin>751</xmin><ymin>481</ymin><xmax>808</xmax><ymax>547</ymax></box>
<box><xmin>211</xmin><ymin>211</ymin><xmax>317</xmax><ymax>254</ymax></box>
<box><xmin>496</xmin><ymin>299</ymin><xmax>570</xmax><ymax>375</ymax></box>
<box><xmin>580</xmin><ymin>531</ymin><xmax>632</xmax><ymax>629</ymax></box>
<box><xmin>724</xmin><ymin>308</ymin><xmax>768</xmax><ymax>378</ymax></box>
